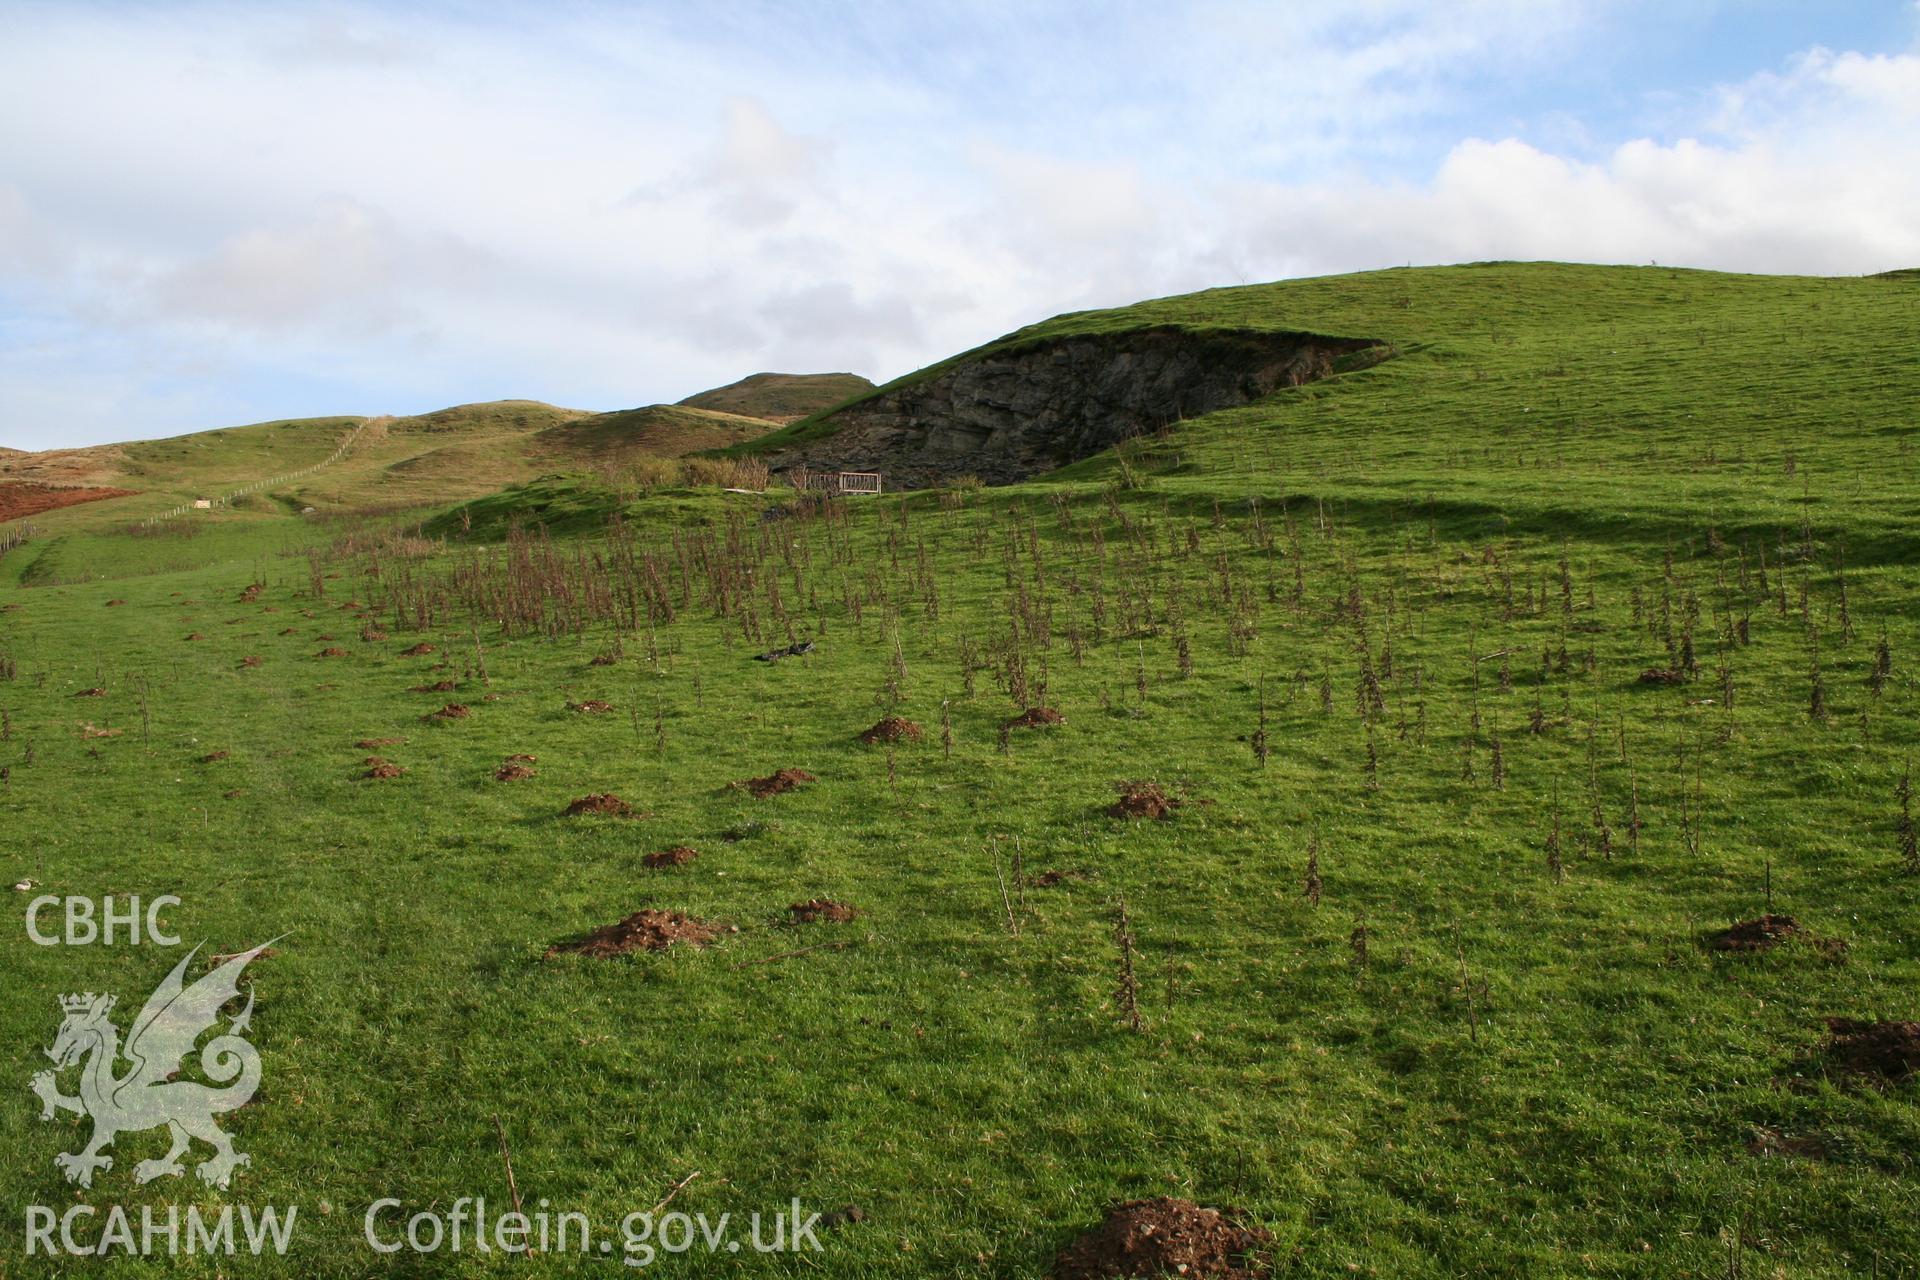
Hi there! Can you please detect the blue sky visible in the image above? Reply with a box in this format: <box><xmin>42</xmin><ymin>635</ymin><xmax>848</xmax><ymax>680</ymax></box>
<box><xmin>1</xmin><ymin>1</ymin><xmax>1917</xmax><ymax>450</ymax></box>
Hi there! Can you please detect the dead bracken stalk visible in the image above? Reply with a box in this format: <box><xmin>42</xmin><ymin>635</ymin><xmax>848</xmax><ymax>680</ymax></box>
<box><xmin>991</xmin><ymin>838</ymin><xmax>1019</xmax><ymax>936</ymax></box>
<box><xmin>491</xmin><ymin>1115</ymin><xmax>525</xmax><ymax>1225</ymax></box>
<box><xmin>1112</xmin><ymin>896</ymin><xmax>1144</xmax><ymax>1033</ymax></box>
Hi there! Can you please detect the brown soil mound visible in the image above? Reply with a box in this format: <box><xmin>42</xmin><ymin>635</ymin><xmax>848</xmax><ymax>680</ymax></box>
<box><xmin>238</xmin><ymin>584</ymin><xmax>262</xmax><ymax>604</ymax></box>
<box><xmin>278</xmin><ymin>627</ymin><xmax>298</xmax><ymax>635</ymax></box>
<box><xmin>184</xmin><ymin>632</ymin><xmax>204</xmax><ymax>641</ymax></box>
<box><xmin>74</xmin><ymin>688</ymin><xmax>105</xmax><ymax>698</ymax></box>
<box><xmin>316</xmin><ymin>634</ymin><xmax>334</xmax><ymax>642</ymax></box>
<box><xmin>859</xmin><ymin>716</ymin><xmax>924</xmax><ymax>744</ymax></box>
<box><xmin>401</xmin><ymin>642</ymin><xmax>436</xmax><ymax>657</ymax></box>
<box><xmin>1709</xmin><ymin>915</ymin><xmax>1802</xmax><ymax>951</ymax></box>
<box><xmin>105</xmin><ymin>599</ymin><xmax>125</xmax><ymax>607</ymax></box>
<box><xmin>589</xmin><ymin>652</ymin><xmax>619</xmax><ymax>666</ymax></box>
<box><xmin>737</xmin><ymin>767</ymin><xmax>816</xmax><ymax>798</ymax></box>
<box><xmin>318</xmin><ymin>647</ymin><xmax>348</xmax><ymax>658</ymax></box>
<box><xmin>426</xmin><ymin>703</ymin><xmax>470</xmax><ymax>720</ymax></box>
<box><xmin>1822</xmin><ymin>1018</ymin><xmax>1920</xmax><ymax>1081</ymax></box>
<box><xmin>565</xmin><ymin>793</ymin><xmax>633</xmax><ymax>817</ymax></box>
<box><xmin>569</xmin><ymin>699</ymin><xmax>614</xmax><ymax>714</ymax></box>
<box><xmin>546</xmin><ymin>909</ymin><xmax>718</xmax><ymax>957</ymax></box>
<box><xmin>240</xmin><ymin>656</ymin><xmax>262</xmax><ymax>668</ymax></box>
<box><xmin>1638</xmin><ymin>667</ymin><xmax>1685</xmax><ymax>686</ymax></box>
<box><xmin>364</xmin><ymin>762</ymin><xmax>407</xmax><ymax>780</ymax></box>
<box><xmin>1107</xmin><ymin>782</ymin><xmax>1179</xmax><ymax>820</ymax></box>
<box><xmin>1054</xmin><ymin>1198</ymin><xmax>1272</xmax><ymax>1279</ymax></box>
<box><xmin>0</xmin><ymin>482</ymin><xmax>137</xmax><ymax>522</ymax></box>
<box><xmin>1030</xmin><ymin>869</ymin><xmax>1087</xmax><ymax>888</ymax></box>
<box><xmin>360</xmin><ymin>627</ymin><xmax>389</xmax><ymax>643</ymax></box>
<box><xmin>198</xmin><ymin>751</ymin><xmax>230</xmax><ymax>764</ymax></box>
<box><xmin>1007</xmin><ymin>706</ymin><xmax>1066</xmax><ymax>729</ymax></box>
<box><xmin>79</xmin><ymin>723</ymin><xmax>121</xmax><ymax>739</ymax></box>
<box><xmin>356</xmin><ymin>737</ymin><xmax>406</xmax><ymax>749</ymax></box>
<box><xmin>789</xmin><ymin>899</ymin><xmax>857</xmax><ymax>923</ymax></box>
<box><xmin>495</xmin><ymin>763</ymin><xmax>537</xmax><ymax>782</ymax></box>
<box><xmin>644</xmin><ymin>846</ymin><xmax>699</xmax><ymax>869</ymax></box>
<box><xmin>411</xmin><ymin>680</ymin><xmax>459</xmax><ymax>693</ymax></box>
<box><xmin>504</xmin><ymin>753</ymin><xmax>537</xmax><ymax>763</ymax></box>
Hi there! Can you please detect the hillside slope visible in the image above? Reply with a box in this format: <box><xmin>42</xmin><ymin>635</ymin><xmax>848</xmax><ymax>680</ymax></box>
<box><xmin>742</xmin><ymin>262</ymin><xmax>1920</xmax><ymax>512</ymax></box>
<box><xmin>677</xmin><ymin>371</ymin><xmax>873</xmax><ymax>421</ymax></box>
<box><xmin>0</xmin><ymin>394</ymin><xmax>790</xmax><ymax>536</ymax></box>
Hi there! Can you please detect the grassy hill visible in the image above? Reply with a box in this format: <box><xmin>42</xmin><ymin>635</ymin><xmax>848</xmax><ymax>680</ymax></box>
<box><xmin>1</xmin><ymin>263</ymin><xmax>1916</xmax><ymax>1277</ymax></box>
<box><xmin>678</xmin><ymin>370</ymin><xmax>874</xmax><ymax>421</ymax></box>
<box><xmin>0</xmin><ymin>395</ymin><xmax>791</xmax><ymax>571</ymax></box>
<box><xmin>536</xmin><ymin>403</ymin><xmax>777</xmax><ymax>460</ymax></box>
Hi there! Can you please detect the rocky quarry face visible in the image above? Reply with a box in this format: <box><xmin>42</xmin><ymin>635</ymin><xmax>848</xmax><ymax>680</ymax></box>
<box><xmin>779</xmin><ymin>326</ymin><xmax>1383</xmax><ymax>487</ymax></box>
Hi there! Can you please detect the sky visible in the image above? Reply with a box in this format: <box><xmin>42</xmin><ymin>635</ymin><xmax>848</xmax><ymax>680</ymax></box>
<box><xmin>1</xmin><ymin>1</ymin><xmax>1917</xmax><ymax>451</ymax></box>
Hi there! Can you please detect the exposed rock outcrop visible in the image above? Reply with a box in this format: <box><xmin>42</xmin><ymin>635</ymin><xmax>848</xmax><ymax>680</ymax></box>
<box><xmin>780</xmin><ymin>327</ymin><xmax>1383</xmax><ymax>486</ymax></box>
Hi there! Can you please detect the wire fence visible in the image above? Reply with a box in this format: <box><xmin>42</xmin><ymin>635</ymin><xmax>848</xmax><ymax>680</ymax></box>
<box><xmin>141</xmin><ymin>420</ymin><xmax>370</xmax><ymax>527</ymax></box>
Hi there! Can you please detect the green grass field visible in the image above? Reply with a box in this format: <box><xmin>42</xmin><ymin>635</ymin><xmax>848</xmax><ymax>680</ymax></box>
<box><xmin>1</xmin><ymin>263</ymin><xmax>1916</xmax><ymax>1277</ymax></box>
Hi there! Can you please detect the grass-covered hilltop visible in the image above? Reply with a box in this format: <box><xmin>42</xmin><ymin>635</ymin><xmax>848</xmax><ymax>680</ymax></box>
<box><xmin>3</xmin><ymin>262</ymin><xmax>1917</xmax><ymax>1277</ymax></box>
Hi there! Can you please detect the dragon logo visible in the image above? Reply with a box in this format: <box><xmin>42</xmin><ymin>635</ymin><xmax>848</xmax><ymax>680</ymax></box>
<box><xmin>29</xmin><ymin>941</ymin><xmax>278</xmax><ymax>1189</ymax></box>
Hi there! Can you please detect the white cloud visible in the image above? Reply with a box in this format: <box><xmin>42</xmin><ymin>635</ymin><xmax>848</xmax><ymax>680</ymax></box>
<box><xmin>0</xmin><ymin>3</ymin><xmax>1915</xmax><ymax>449</ymax></box>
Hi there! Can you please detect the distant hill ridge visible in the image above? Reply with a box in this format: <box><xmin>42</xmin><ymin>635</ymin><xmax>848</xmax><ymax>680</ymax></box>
<box><xmin>677</xmin><ymin>371</ymin><xmax>874</xmax><ymax>422</ymax></box>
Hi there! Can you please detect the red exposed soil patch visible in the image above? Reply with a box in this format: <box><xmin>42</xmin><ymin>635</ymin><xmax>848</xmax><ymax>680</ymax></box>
<box><xmin>364</xmin><ymin>762</ymin><xmax>407</xmax><ymax>780</ymax></box>
<box><xmin>73</xmin><ymin>688</ymin><xmax>105</xmax><ymax>698</ymax></box>
<box><xmin>495</xmin><ymin>763</ymin><xmax>537</xmax><ymax>782</ymax></box>
<box><xmin>568</xmin><ymin>699</ymin><xmax>614</xmax><ymax>714</ymax></box>
<box><xmin>1821</xmin><ymin>1018</ymin><xmax>1920</xmax><ymax>1081</ymax></box>
<box><xmin>1107</xmin><ymin>781</ymin><xmax>1179</xmax><ymax>820</ymax></box>
<box><xmin>644</xmin><ymin>846</ymin><xmax>699</xmax><ymax>869</ymax></box>
<box><xmin>240</xmin><ymin>656</ymin><xmax>263</xmax><ymax>668</ymax></box>
<box><xmin>401</xmin><ymin>643</ymin><xmax>436</xmax><ymax>657</ymax></box>
<box><xmin>789</xmin><ymin>899</ymin><xmax>857</xmax><ymax>923</ymax></box>
<box><xmin>736</xmin><ymin>768</ymin><xmax>816</xmax><ymax>798</ymax></box>
<box><xmin>411</xmin><ymin>680</ymin><xmax>459</xmax><ymax>693</ymax></box>
<box><xmin>565</xmin><ymin>793</ymin><xmax>633</xmax><ymax>817</ymax></box>
<box><xmin>1053</xmin><ymin>1198</ymin><xmax>1273</xmax><ymax>1280</ymax></box>
<box><xmin>0</xmin><ymin>482</ymin><xmax>137</xmax><ymax>522</ymax></box>
<box><xmin>198</xmin><ymin>751</ymin><xmax>230</xmax><ymax>764</ymax></box>
<box><xmin>426</xmin><ymin>703</ymin><xmax>470</xmax><ymax>721</ymax></box>
<box><xmin>545</xmin><ymin>909</ymin><xmax>720</xmax><ymax>958</ymax></box>
<box><xmin>1006</xmin><ymin>706</ymin><xmax>1066</xmax><ymax>729</ymax></box>
<box><xmin>859</xmin><ymin>716</ymin><xmax>923</xmax><ymax>744</ymax></box>
<box><xmin>1709</xmin><ymin>915</ymin><xmax>1802</xmax><ymax>951</ymax></box>
<box><xmin>317</xmin><ymin>647</ymin><xmax>348</xmax><ymax>658</ymax></box>
<box><xmin>356</xmin><ymin>737</ymin><xmax>406</xmax><ymax>749</ymax></box>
